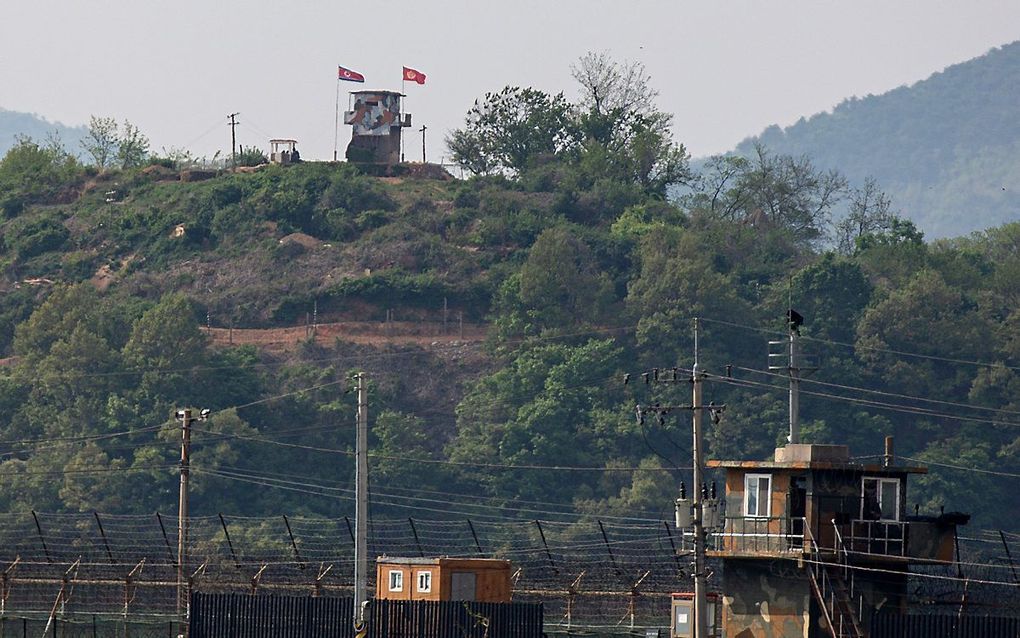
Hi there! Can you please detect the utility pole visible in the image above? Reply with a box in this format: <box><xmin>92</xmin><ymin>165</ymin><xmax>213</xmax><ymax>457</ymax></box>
<box><xmin>227</xmin><ymin>113</ymin><xmax>240</xmax><ymax>169</ymax></box>
<box><xmin>175</xmin><ymin>408</ymin><xmax>208</xmax><ymax>637</ymax></box>
<box><xmin>353</xmin><ymin>373</ymin><xmax>369</xmax><ymax>632</ymax></box>
<box><xmin>634</xmin><ymin>319</ymin><xmax>725</xmax><ymax>638</ymax></box>
<box><xmin>419</xmin><ymin>124</ymin><xmax>427</xmax><ymax>163</ymax></box>
<box><xmin>176</xmin><ymin>408</ymin><xmax>191</xmax><ymax>634</ymax></box>
<box><xmin>691</xmin><ymin>318</ymin><xmax>708</xmax><ymax>638</ymax></box>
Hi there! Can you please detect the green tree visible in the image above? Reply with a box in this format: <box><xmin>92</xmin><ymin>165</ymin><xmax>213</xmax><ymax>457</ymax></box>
<box><xmin>448</xmin><ymin>339</ymin><xmax>625</xmax><ymax>502</ymax></box>
<box><xmin>570</xmin><ymin>51</ymin><xmax>668</xmax><ymax>150</ymax></box>
<box><xmin>515</xmin><ymin>227</ymin><xmax>613</xmax><ymax>332</ymax></box>
<box><xmin>689</xmin><ymin>146</ymin><xmax>846</xmax><ymax>246</ymax></box>
<box><xmin>81</xmin><ymin>116</ymin><xmax>119</xmax><ymax>169</ymax></box>
<box><xmin>447</xmin><ymin>86</ymin><xmax>577</xmax><ymax>175</ymax></box>
<box><xmin>856</xmin><ymin>269</ymin><xmax>993</xmax><ymax>402</ymax></box>
<box><xmin>117</xmin><ymin>120</ymin><xmax>150</xmax><ymax>169</ymax></box>
<box><xmin>122</xmin><ymin>293</ymin><xmax>208</xmax><ymax>412</ymax></box>
<box><xmin>835</xmin><ymin>177</ymin><xmax>895</xmax><ymax>255</ymax></box>
<box><xmin>627</xmin><ymin>229</ymin><xmax>753</xmax><ymax>363</ymax></box>
<box><xmin>570</xmin><ymin>52</ymin><xmax>691</xmax><ymax>197</ymax></box>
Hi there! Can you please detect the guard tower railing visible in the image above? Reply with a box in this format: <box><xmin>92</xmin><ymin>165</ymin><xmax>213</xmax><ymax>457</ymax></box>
<box><xmin>844</xmin><ymin>519</ymin><xmax>906</xmax><ymax>557</ymax></box>
<box><xmin>711</xmin><ymin>516</ymin><xmax>807</xmax><ymax>555</ymax></box>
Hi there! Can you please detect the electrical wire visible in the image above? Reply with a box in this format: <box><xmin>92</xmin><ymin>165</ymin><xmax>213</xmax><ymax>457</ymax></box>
<box><xmin>899</xmin><ymin>456</ymin><xmax>1020</xmax><ymax>479</ymax></box>
<box><xmin>213</xmin><ymin>463</ymin><xmax>660</xmax><ymax>522</ymax></box>
<box><xmin>193</xmin><ymin>466</ymin><xmax>661</xmax><ymax>524</ymax></box>
<box><xmin>699</xmin><ymin>316</ymin><xmax>1020</xmax><ymax>375</ymax></box>
<box><xmin>710</xmin><ymin>370</ymin><xmax>1020</xmax><ymax>428</ymax></box>
<box><xmin>731</xmin><ymin>364</ymin><xmax>1020</xmax><ymax>419</ymax></box>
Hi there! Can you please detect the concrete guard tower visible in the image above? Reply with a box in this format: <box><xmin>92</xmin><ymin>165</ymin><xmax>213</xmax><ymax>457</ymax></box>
<box><xmin>343</xmin><ymin>90</ymin><xmax>412</xmax><ymax>164</ymax></box>
<box><xmin>705</xmin><ymin>441</ymin><xmax>968</xmax><ymax>638</ymax></box>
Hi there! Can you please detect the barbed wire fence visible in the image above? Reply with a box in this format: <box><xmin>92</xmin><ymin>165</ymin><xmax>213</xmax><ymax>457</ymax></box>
<box><xmin>0</xmin><ymin>512</ymin><xmax>695</xmax><ymax>636</ymax></box>
<box><xmin>1</xmin><ymin>512</ymin><xmax>1019</xmax><ymax>636</ymax></box>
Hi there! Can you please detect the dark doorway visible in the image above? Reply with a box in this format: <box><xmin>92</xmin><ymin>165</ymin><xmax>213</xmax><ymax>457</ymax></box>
<box><xmin>789</xmin><ymin>476</ymin><xmax>807</xmax><ymax>549</ymax></box>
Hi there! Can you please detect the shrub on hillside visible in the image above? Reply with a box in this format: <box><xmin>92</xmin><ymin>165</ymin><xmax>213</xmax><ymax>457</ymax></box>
<box><xmin>5</xmin><ymin>212</ymin><xmax>70</xmax><ymax>259</ymax></box>
<box><xmin>0</xmin><ymin>137</ymin><xmax>82</xmax><ymax>216</ymax></box>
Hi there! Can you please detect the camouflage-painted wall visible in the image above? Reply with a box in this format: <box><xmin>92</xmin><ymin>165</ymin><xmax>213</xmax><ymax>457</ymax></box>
<box><xmin>344</xmin><ymin>92</ymin><xmax>408</xmax><ymax>164</ymax></box>
<box><xmin>721</xmin><ymin>559</ymin><xmax>810</xmax><ymax>638</ymax></box>
<box><xmin>345</xmin><ymin>93</ymin><xmax>402</xmax><ymax>137</ymax></box>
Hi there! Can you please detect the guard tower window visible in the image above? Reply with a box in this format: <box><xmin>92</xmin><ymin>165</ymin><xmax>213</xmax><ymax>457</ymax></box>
<box><xmin>744</xmin><ymin>474</ymin><xmax>772</xmax><ymax>518</ymax></box>
<box><xmin>861</xmin><ymin>477</ymin><xmax>900</xmax><ymax>521</ymax></box>
<box><xmin>388</xmin><ymin>569</ymin><xmax>404</xmax><ymax>592</ymax></box>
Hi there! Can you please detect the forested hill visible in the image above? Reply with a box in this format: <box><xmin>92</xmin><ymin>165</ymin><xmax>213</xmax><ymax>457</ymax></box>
<box><xmin>734</xmin><ymin>40</ymin><xmax>1020</xmax><ymax>238</ymax></box>
<box><xmin>0</xmin><ymin>108</ymin><xmax>86</xmax><ymax>158</ymax></box>
<box><xmin>2</xmin><ymin>54</ymin><xmax>1020</xmax><ymax>542</ymax></box>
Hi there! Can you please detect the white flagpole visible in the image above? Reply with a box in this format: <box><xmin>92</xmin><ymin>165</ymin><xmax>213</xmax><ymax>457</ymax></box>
<box><xmin>334</xmin><ymin>75</ymin><xmax>341</xmax><ymax>162</ymax></box>
<box><xmin>400</xmin><ymin>74</ymin><xmax>406</xmax><ymax>163</ymax></box>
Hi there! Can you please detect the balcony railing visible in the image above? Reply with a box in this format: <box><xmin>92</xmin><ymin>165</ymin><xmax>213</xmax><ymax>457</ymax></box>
<box><xmin>844</xmin><ymin>519</ymin><xmax>905</xmax><ymax>557</ymax></box>
<box><xmin>712</xmin><ymin>516</ymin><xmax>806</xmax><ymax>555</ymax></box>
<box><xmin>711</xmin><ymin>515</ymin><xmax>949</xmax><ymax>561</ymax></box>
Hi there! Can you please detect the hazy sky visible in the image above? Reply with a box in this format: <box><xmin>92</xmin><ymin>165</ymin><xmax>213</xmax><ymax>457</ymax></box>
<box><xmin>2</xmin><ymin>1</ymin><xmax>1019</xmax><ymax>162</ymax></box>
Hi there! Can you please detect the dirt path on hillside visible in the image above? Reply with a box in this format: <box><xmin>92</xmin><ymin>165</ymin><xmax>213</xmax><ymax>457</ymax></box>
<box><xmin>201</xmin><ymin>320</ymin><xmax>488</xmax><ymax>352</ymax></box>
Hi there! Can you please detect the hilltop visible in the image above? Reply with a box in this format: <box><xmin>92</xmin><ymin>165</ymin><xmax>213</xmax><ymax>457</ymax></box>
<box><xmin>733</xmin><ymin>41</ymin><xmax>1020</xmax><ymax>238</ymax></box>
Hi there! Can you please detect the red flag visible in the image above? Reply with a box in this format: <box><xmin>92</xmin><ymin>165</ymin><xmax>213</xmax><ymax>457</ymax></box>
<box><xmin>402</xmin><ymin>66</ymin><xmax>426</xmax><ymax>85</ymax></box>
<box><xmin>338</xmin><ymin>65</ymin><xmax>365</xmax><ymax>83</ymax></box>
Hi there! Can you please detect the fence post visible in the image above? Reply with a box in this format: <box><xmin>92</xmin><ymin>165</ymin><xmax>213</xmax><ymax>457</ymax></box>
<box><xmin>408</xmin><ymin>518</ymin><xmax>424</xmax><ymax>558</ymax></box>
<box><xmin>467</xmin><ymin>519</ymin><xmax>483</xmax><ymax>557</ymax></box>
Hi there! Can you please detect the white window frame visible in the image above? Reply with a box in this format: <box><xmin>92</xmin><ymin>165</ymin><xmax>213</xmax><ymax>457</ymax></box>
<box><xmin>861</xmin><ymin>477</ymin><xmax>900</xmax><ymax>522</ymax></box>
<box><xmin>416</xmin><ymin>570</ymin><xmax>432</xmax><ymax>593</ymax></box>
<box><xmin>744</xmin><ymin>473</ymin><xmax>772</xmax><ymax>518</ymax></box>
<box><xmin>387</xmin><ymin>569</ymin><xmax>404</xmax><ymax>592</ymax></box>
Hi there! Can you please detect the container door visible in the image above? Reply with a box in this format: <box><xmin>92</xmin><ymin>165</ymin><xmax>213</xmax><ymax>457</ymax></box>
<box><xmin>450</xmin><ymin>571</ymin><xmax>477</xmax><ymax>601</ymax></box>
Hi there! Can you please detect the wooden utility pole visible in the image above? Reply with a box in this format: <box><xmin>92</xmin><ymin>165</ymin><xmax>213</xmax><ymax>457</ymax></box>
<box><xmin>176</xmin><ymin>408</ymin><xmax>192</xmax><ymax>636</ymax></box>
<box><xmin>228</xmin><ymin>113</ymin><xmax>240</xmax><ymax>168</ymax></box>
<box><xmin>419</xmin><ymin>124</ymin><xmax>427</xmax><ymax>163</ymax></box>
<box><xmin>176</xmin><ymin>408</ymin><xmax>208</xmax><ymax>636</ymax></box>
<box><xmin>353</xmin><ymin>374</ymin><xmax>369</xmax><ymax>632</ymax></box>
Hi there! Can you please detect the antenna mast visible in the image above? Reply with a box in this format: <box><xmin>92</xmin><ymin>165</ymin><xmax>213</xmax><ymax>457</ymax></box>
<box><xmin>769</xmin><ymin>310</ymin><xmax>815</xmax><ymax>445</ymax></box>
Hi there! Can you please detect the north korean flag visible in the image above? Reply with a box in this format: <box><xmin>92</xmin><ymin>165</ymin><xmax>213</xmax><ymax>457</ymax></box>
<box><xmin>402</xmin><ymin>66</ymin><xmax>426</xmax><ymax>85</ymax></box>
<box><xmin>338</xmin><ymin>65</ymin><xmax>366</xmax><ymax>83</ymax></box>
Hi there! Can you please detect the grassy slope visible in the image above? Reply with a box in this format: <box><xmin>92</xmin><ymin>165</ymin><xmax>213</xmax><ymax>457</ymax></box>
<box><xmin>2</xmin><ymin>163</ymin><xmax>537</xmax><ymax>331</ymax></box>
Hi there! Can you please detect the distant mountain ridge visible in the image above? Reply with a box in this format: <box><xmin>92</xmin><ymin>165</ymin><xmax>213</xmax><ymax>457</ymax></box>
<box><xmin>0</xmin><ymin>108</ymin><xmax>87</xmax><ymax>158</ymax></box>
<box><xmin>733</xmin><ymin>41</ymin><xmax>1020</xmax><ymax>239</ymax></box>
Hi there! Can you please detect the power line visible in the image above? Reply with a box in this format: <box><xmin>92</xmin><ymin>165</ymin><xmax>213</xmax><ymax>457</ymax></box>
<box><xmin>899</xmin><ymin>456</ymin><xmax>1020</xmax><ymax>479</ymax></box>
<box><xmin>699</xmin><ymin>316</ymin><xmax>1020</xmax><ymax>375</ymax></box>
<box><xmin>732</xmin><ymin>364</ymin><xmax>1020</xmax><ymax>419</ymax></box>
<box><xmin>710</xmin><ymin>371</ymin><xmax>1020</xmax><ymax>428</ymax></box>
<box><xmin>0</xmin><ymin>465</ymin><xmax>177</xmax><ymax>477</ymax></box>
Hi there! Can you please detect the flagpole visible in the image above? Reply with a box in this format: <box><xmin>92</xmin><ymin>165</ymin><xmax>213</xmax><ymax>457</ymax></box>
<box><xmin>400</xmin><ymin>76</ymin><xmax>406</xmax><ymax>163</ymax></box>
<box><xmin>334</xmin><ymin>76</ymin><xmax>341</xmax><ymax>162</ymax></box>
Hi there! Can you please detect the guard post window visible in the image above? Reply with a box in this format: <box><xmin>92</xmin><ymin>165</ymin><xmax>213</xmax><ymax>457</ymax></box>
<box><xmin>861</xmin><ymin>477</ymin><xmax>900</xmax><ymax>521</ymax></box>
<box><xmin>744</xmin><ymin>474</ymin><xmax>772</xmax><ymax>518</ymax></box>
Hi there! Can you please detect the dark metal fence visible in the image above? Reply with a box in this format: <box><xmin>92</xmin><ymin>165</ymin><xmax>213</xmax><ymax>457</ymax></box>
<box><xmin>871</xmin><ymin>613</ymin><xmax>1020</xmax><ymax>638</ymax></box>
<box><xmin>0</xmin><ymin>616</ymin><xmax>176</xmax><ymax>638</ymax></box>
<box><xmin>189</xmin><ymin>593</ymin><xmax>544</xmax><ymax>638</ymax></box>
<box><xmin>369</xmin><ymin>599</ymin><xmax>543</xmax><ymax>638</ymax></box>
